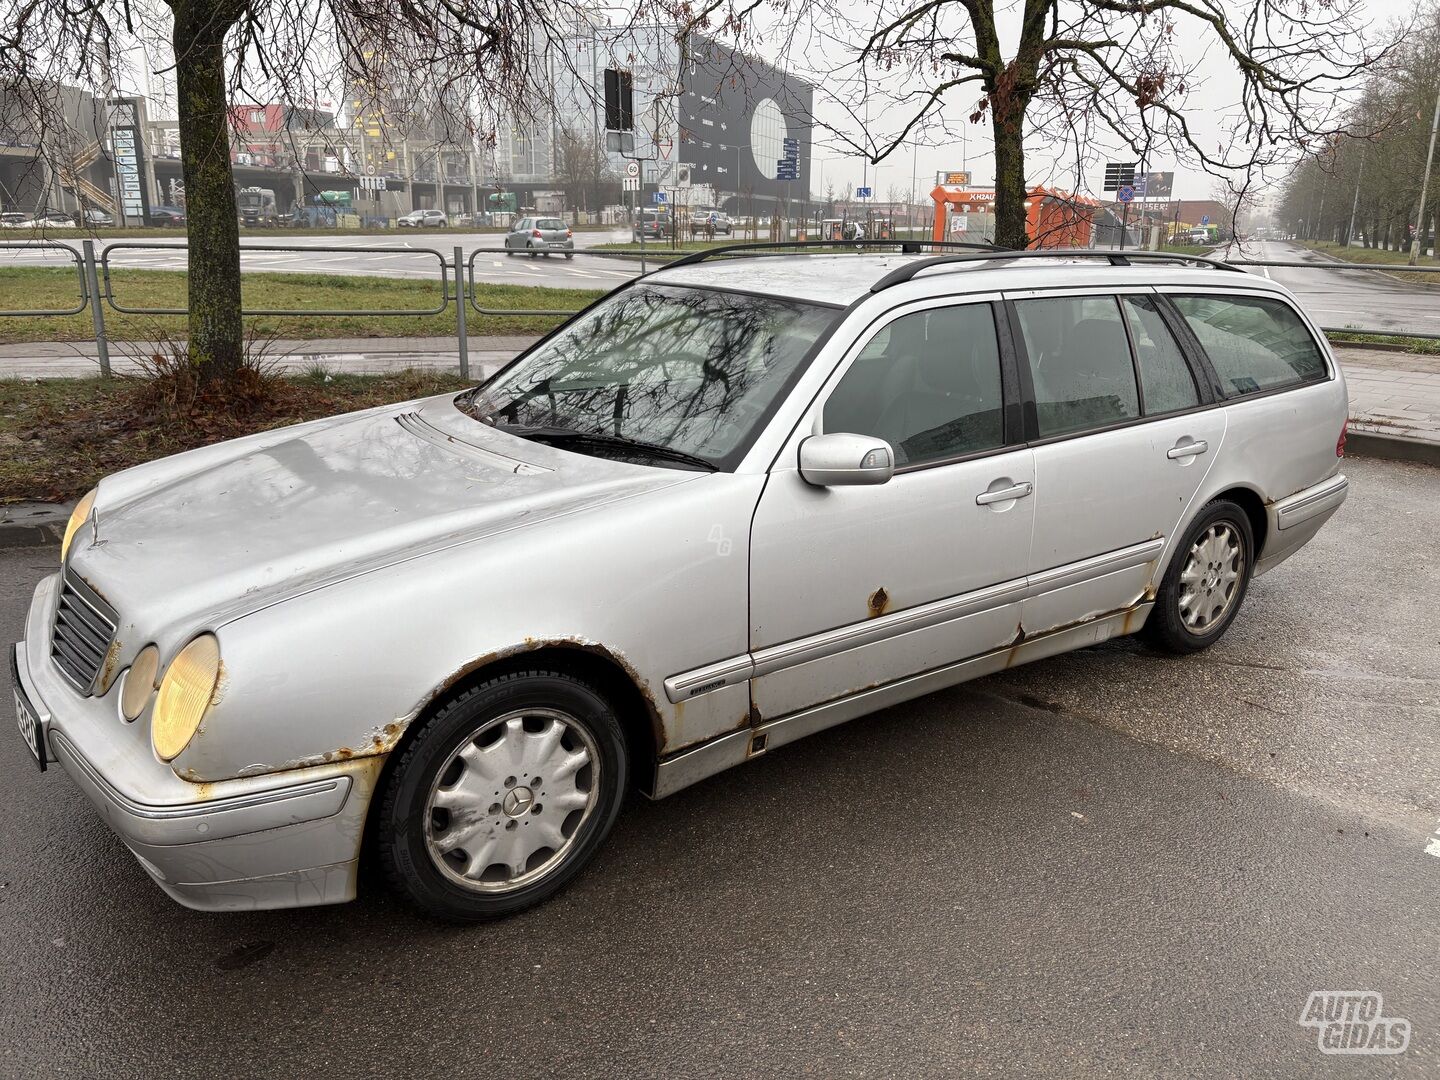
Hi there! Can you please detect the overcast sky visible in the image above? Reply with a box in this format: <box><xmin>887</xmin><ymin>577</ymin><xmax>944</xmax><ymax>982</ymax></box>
<box><xmin>109</xmin><ymin>0</ymin><xmax>1416</xmax><ymax>203</ymax></box>
<box><xmin>789</xmin><ymin>0</ymin><xmax>1416</xmax><ymax>203</ymax></box>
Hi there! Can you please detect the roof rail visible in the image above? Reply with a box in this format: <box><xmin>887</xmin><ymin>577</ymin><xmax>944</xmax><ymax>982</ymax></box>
<box><xmin>659</xmin><ymin>238</ymin><xmax>1009</xmax><ymax>272</ymax></box>
<box><xmin>869</xmin><ymin>248</ymin><xmax>1248</xmax><ymax>292</ymax></box>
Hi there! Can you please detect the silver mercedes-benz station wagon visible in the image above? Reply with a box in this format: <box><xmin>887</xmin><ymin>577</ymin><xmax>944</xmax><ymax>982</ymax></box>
<box><xmin>12</xmin><ymin>246</ymin><xmax>1349</xmax><ymax>919</ymax></box>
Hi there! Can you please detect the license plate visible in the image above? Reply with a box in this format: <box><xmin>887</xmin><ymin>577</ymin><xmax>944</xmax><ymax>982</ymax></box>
<box><xmin>11</xmin><ymin>647</ymin><xmax>44</xmax><ymax>770</ymax></box>
<box><xmin>15</xmin><ymin>687</ymin><xmax>44</xmax><ymax>770</ymax></box>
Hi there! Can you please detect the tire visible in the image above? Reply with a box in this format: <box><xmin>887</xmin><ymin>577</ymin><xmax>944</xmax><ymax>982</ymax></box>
<box><xmin>376</xmin><ymin>669</ymin><xmax>628</xmax><ymax>921</ymax></box>
<box><xmin>1143</xmin><ymin>499</ymin><xmax>1255</xmax><ymax>654</ymax></box>
<box><xmin>565</xmin><ymin>253</ymin><xmax>574</xmax><ymax>260</ymax></box>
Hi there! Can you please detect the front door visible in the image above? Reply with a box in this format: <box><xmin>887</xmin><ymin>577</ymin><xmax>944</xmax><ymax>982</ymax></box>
<box><xmin>748</xmin><ymin>298</ymin><xmax>1035</xmax><ymax>720</ymax></box>
<box><xmin>1008</xmin><ymin>290</ymin><xmax>1227</xmax><ymax>635</ymax></box>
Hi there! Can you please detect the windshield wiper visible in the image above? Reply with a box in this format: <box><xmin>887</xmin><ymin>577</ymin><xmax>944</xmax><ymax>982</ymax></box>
<box><xmin>492</xmin><ymin>424</ymin><xmax>718</xmax><ymax>472</ymax></box>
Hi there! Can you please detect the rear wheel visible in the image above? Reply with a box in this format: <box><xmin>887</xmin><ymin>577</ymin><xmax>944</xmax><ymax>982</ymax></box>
<box><xmin>1143</xmin><ymin>500</ymin><xmax>1254</xmax><ymax>654</ymax></box>
<box><xmin>377</xmin><ymin>670</ymin><xmax>628</xmax><ymax>921</ymax></box>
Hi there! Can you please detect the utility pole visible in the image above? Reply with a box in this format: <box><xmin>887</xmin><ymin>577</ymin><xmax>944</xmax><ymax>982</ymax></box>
<box><xmin>1409</xmin><ymin>82</ymin><xmax>1440</xmax><ymax>266</ymax></box>
<box><xmin>1346</xmin><ymin>141</ymin><xmax>1366</xmax><ymax>249</ymax></box>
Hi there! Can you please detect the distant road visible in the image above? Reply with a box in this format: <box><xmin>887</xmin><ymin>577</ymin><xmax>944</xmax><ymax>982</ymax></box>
<box><xmin>1225</xmin><ymin>240</ymin><xmax>1439</xmax><ymax>338</ymax></box>
<box><xmin>1</xmin><ymin>228</ymin><xmax>652</xmax><ymax>292</ymax></box>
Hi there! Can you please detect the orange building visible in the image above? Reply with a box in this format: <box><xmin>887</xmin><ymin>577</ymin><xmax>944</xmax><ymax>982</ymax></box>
<box><xmin>930</xmin><ymin>185</ymin><xmax>1101</xmax><ymax>248</ymax></box>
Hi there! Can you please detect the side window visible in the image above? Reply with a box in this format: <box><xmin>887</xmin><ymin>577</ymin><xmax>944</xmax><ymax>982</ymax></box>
<box><xmin>1014</xmin><ymin>296</ymin><xmax>1139</xmax><ymax>437</ymax></box>
<box><xmin>823</xmin><ymin>304</ymin><xmax>1005</xmax><ymax>467</ymax></box>
<box><xmin>1121</xmin><ymin>295</ymin><xmax>1199</xmax><ymax>414</ymax></box>
<box><xmin>1169</xmin><ymin>294</ymin><xmax>1327</xmax><ymax>397</ymax></box>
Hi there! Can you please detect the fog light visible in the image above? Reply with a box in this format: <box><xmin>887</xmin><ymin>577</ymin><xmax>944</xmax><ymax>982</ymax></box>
<box><xmin>120</xmin><ymin>645</ymin><xmax>160</xmax><ymax>721</ymax></box>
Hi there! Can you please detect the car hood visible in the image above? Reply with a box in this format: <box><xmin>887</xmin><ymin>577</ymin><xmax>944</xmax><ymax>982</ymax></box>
<box><xmin>69</xmin><ymin>393</ymin><xmax>698</xmax><ymax>632</ymax></box>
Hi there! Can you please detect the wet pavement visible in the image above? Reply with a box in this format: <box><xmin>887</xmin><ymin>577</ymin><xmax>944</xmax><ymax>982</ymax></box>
<box><xmin>1</xmin><ymin>455</ymin><xmax>1436</xmax><ymax>1078</ymax></box>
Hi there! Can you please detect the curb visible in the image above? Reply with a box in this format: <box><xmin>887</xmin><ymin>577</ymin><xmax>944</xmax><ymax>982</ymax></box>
<box><xmin>1346</xmin><ymin>430</ymin><xmax>1440</xmax><ymax>467</ymax></box>
<box><xmin>0</xmin><ymin>502</ymin><xmax>72</xmax><ymax>549</ymax></box>
<box><xmin>1300</xmin><ymin>244</ymin><xmax>1440</xmax><ymax>290</ymax></box>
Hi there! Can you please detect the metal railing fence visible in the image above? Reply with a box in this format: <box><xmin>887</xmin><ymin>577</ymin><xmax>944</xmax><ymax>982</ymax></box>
<box><xmin>2</xmin><ymin>238</ymin><xmax>1437</xmax><ymax>382</ymax></box>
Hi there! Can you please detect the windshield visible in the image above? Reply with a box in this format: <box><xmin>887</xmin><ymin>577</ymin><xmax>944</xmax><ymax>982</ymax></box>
<box><xmin>461</xmin><ymin>284</ymin><xmax>839</xmax><ymax>469</ymax></box>
<box><xmin>239</xmin><ymin>194</ymin><xmax>264</xmax><ymax>207</ymax></box>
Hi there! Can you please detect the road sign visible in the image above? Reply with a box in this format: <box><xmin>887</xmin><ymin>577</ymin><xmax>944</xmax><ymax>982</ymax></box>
<box><xmin>653</xmin><ymin>191</ymin><xmax>668</xmax><ymax>204</ymax></box>
<box><xmin>1104</xmin><ymin>162</ymin><xmax>1136</xmax><ymax>192</ymax></box>
<box><xmin>942</xmin><ymin>170</ymin><xmax>972</xmax><ymax>186</ymax></box>
<box><xmin>856</xmin><ymin>186</ymin><xmax>873</xmax><ymax>199</ymax></box>
<box><xmin>622</xmin><ymin>176</ymin><xmax>639</xmax><ymax>192</ymax></box>
<box><xmin>1200</xmin><ymin>214</ymin><xmax>1209</xmax><ymax>225</ymax></box>
<box><xmin>783</xmin><ymin>137</ymin><xmax>799</xmax><ymax>151</ymax></box>
<box><xmin>624</xmin><ymin>160</ymin><xmax>639</xmax><ymax>178</ymax></box>
<box><xmin>776</xmin><ymin>160</ymin><xmax>798</xmax><ymax>180</ymax></box>
<box><xmin>709</xmin><ymin>211</ymin><xmax>718</xmax><ymax>223</ymax></box>
<box><xmin>1117</xmin><ymin>185</ymin><xmax>1135</xmax><ymax>203</ymax></box>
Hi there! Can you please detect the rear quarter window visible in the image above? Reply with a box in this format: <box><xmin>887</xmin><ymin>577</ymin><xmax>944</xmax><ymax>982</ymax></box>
<box><xmin>1169</xmin><ymin>294</ymin><xmax>1327</xmax><ymax>397</ymax></box>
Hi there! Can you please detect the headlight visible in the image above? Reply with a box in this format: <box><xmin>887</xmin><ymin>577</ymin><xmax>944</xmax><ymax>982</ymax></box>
<box><xmin>60</xmin><ymin>488</ymin><xmax>97</xmax><ymax>563</ymax></box>
<box><xmin>152</xmin><ymin>634</ymin><xmax>221</xmax><ymax>761</ymax></box>
<box><xmin>120</xmin><ymin>645</ymin><xmax>160</xmax><ymax>721</ymax></box>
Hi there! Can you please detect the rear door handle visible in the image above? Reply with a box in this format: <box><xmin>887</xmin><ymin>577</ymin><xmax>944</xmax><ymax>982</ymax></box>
<box><xmin>976</xmin><ymin>481</ymin><xmax>1033</xmax><ymax>505</ymax></box>
<box><xmin>1167</xmin><ymin>439</ymin><xmax>1209</xmax><ymax>460</ymax></box>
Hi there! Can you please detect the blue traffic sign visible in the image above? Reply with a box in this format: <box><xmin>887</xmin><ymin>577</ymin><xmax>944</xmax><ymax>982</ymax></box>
<box><xmin>783</xmin><ymin>136</ymin><xmax>799</xmax><ymax>149</ymax></box>
<box><xmin>1200</xmin><ymin>214</ymin><xmax>1209</xmax><ymax>225</ymax></box>
<box><xmin>1117</xmin><ymin>185</ymin><xmax>1135</xmax><ymax>203</ymax></box>
<box><xmin>653</xmin><ymin>191</ymin><xmax>668</xmax><ymax>204</ymax></box>
<box><xmin>856</xmin><ymin>186</ymin><xmax>873</xmax><ymax>199</ymax></box>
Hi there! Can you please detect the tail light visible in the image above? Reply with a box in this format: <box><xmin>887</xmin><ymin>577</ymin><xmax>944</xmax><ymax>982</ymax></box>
<box><xmin>532</xmin><ymin>229</ymin><xmax>542</xmax><ymax>238</ymax></box>
<box><xmin>1337</xmin><ymin>418</ymin><xmax>1347</xmax><ymax>457</ymax></box>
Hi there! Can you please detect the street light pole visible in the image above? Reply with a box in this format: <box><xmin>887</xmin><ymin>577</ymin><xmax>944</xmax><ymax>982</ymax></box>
<box><xmin>1408</xmin><ymin>82</ymin><xmax>1440</xmax><ymax>266</ymax></box>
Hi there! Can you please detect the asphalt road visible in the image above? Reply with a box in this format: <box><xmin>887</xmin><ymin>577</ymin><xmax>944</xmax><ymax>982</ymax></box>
<box><xmin>1229</xmin><ymin>240</ymin><xmax>1440</xmax><ymax>339</ymax></box>
<box><xmin>1</xmin><ymin>228</ymin><xmax>651</xmax><ymax>293</ymax></box>
<box><xmin>1</xmin><ymin>458</ymin><xmax>1437</xmax><ymax>1078</ymax></box>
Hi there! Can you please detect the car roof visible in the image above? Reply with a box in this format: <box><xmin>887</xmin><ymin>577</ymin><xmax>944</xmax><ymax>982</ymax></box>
<box><xmin>644</xmin><ymin>252</ymin><xmax>1294</xmax><ymax>307</ymax></box>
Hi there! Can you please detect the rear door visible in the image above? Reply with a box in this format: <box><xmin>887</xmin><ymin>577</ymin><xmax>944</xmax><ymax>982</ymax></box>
<box><xmin>748</xmin><ymin>296</ymin><xmax>1035</xmax><ymax>719</ymax></box>
<box><xmin>1007</xmin><ymin>289</ymin><xmax>1226</xmax><ymax>635</ymax></box>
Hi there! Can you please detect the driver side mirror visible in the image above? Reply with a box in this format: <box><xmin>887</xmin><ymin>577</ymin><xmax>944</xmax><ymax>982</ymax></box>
<box><xmin>798</xmin><ymin>433</ymin><xmax>895</xmax><ymax>487</ymax></box>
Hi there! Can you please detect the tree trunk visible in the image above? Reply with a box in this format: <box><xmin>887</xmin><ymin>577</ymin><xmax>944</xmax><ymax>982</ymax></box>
<box><xmin>173</xmin><ymin>1</ymin><xmax>243</xmax><ymax>383</ymax></box>
<box><xmin>990</xmin><ymin>84</ymin><xmax>1032</xmax><ymax>250</ymax></box>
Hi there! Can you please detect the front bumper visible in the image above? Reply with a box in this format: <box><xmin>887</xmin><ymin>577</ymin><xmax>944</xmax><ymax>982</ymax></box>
<box><xmin>13</xmin><ymin>574</ymin><xmax>382</xmax><ymax>912</ymax></box>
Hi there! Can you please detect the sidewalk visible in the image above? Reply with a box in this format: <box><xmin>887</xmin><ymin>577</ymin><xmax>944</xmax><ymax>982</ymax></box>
<box><xmin>1338</xmin><ymin>346</ymin><xmax>1440</xmax><ymax>455</ymax></box>
<box><xmin>0</xmin><ymin>335</ymin><xmax>540</xmax><ymax>380</ymax></box>
<box><xmin>0</xmin><ymin>335</ymin><xmax>1435</xmax><ymax>454</ymax></box>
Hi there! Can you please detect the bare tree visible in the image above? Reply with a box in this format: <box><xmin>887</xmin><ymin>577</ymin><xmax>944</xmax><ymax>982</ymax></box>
<box><xmin>798</xmin><ymin>0</ymin><xmax>1393</xmax><ymax>249</ymax></box>
<box><xmin>2</xmin><ymin>0</ymin><xmax>602</xmax><ymax>383</ymax></box>
<box><xmin>553</xmin><ymin>125</ymin><xmax>613</xmax><ymax>218</ymax></box>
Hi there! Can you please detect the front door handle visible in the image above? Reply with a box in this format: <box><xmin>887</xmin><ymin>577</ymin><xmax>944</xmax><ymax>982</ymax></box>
<box><xmin>1167</xmin><ymin>439</ymin><xmax>1209</xmax><ymax>460</ymax></box>
<box><xmin>976</xmin><ymin>481</ymin><xmax>1033</xmax><ymax>505</ymax></box>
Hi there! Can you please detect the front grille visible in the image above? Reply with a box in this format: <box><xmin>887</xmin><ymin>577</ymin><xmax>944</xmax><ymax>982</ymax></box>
<box><xmin>51</xmin><ymin>572</ymin><xmax>118</xmax><ymax>694</ymax></box>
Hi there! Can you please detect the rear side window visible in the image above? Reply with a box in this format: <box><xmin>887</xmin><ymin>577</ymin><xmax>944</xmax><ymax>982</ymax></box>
<box><xmin>1121</xmin><ymin>296</ymin><xmax>1199</xmax><ymax>414</ymax></box>
<box><xmin>1014</xmin><ymin>296</ymin><xmax>1139</xmax><ymax>437</ymax></box>
<box><xmin>1169</xmin><ymin>295</ymin><xmax>1327</xmax><ymax>397</ymax></box>
<box><xmin>824</xmin><ymin>304</ymin><xmax>1005</xmax><ymax>466</ymax></box>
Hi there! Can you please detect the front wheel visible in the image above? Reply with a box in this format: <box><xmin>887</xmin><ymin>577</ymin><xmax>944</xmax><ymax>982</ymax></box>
<box><xmin>376</xmin><ymin>670</ymin><xmax>628</xmax><ymax>921</ymax></box>
<box><xmin>1143</xmin><ymin>500</ymin><xmax>1254</xmax><ymax>654</ymax></box>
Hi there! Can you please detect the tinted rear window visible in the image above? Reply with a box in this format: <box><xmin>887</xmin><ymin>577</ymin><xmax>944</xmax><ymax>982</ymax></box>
<box><xmin>537</xmin><ymin>218</ymin><xmax>564</xmax><ymax>229</ymax></box>
<box><xmin>1170</xmin><ymin>295</ymin><xmax>1327</xmax><ymax>397</ymax></box>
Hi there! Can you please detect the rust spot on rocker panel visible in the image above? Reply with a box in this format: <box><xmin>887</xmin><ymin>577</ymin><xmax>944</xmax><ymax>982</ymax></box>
<box><xmin>867</xmin><ymin>587</ymin><xmax>890</xmax><ymax>619</ymax></box>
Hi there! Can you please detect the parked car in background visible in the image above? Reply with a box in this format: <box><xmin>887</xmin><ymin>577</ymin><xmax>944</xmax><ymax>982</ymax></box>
<box><xmin>0</xmin><ymin>211</ymin><xmax>28</xmax><ymax>228</ymax></box>
<box><xmin>451</xmin><ymin>212</ymin><xmax>475</xmax><ymax>227</ymax></box>
<box><xmin>632</xmin><ymin>210</ymin><xmax>671</xmax><ymax>241</ymax></box>
<box><xmin>688</xmin><ymin>207</ymin><xmax>733</xmax><ymax>236</ymax></box>
<box><xmin>147</xmin><ymin>206</ymin><xmax>187</xmax><ymax>227</ymax></box>
<box><xmin>12</xmin><ymin>246</ymin><xmax>1349</xmax><ymax>922</ymax></box>
<box><xmin>25</xmin><ymin>211</ymin><xmax>76</xmax><ymax>229</ymax></box>
<box><xmin>398</xmin><ymin>209</ymin><xmax>449</xmax><ymax>228</ymax></box>
<box><xmin>76</xmin><ymin>208</ymin><xmax>114</xmax><ymax>228</ymax></box>
<box><xmin>505</xmin><ymin>216</ymin><xmax>575</xmax><ymax>257</ymax></box>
